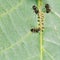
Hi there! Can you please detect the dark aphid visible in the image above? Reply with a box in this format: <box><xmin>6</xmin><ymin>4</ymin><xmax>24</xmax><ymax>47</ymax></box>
<box><xmin>32</xmin><ymin>5</ymin><xmax>39</xmax><ymax>14</ymax></box>
<box><xmin>42</xmin><ymin>27</ymin><xmax>44</xmax><ymax>29</ymax></box>
<box><xmin>42</xmin><ymin>27</ymin><xmax>44</xmax><ymax>32</ymax></box>
<box><xmin>38</xmin><ymin>16</ymin><xmax>40</xmax><ymax>18</ymax></box>
<box><xmin>30</xmin><ymin>28</ymin><xmax>40</xmax><ymax>33</ymax></box>
<box><xmin>42</xmin><ymin>30</ymin><xmax>44</xmax><ymax>32</ymax></box>
<box><xmin>45</xmin><ymin>4</ymin><xmax>51</xmax><ymax>13</ymax></box>
<box><xmin>37</xmin><ymin>20</ymin><xmax>40</xmax><ymax>22</ymax></box>
<box><xmin>38</xmin><ymin>24</ymin><xmax>40</xmax><ymax>25</ymax></box>
<box><xmin>42</xmin><ymin>23</ymin><xmax>44</xmax><ymax>25</ymax></box>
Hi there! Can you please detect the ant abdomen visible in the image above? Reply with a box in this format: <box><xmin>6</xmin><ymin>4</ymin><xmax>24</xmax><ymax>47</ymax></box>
<box><xmin>45</xmin><ymin>4</ymin><xmax>51</xmax><ymax>13</ymax></box>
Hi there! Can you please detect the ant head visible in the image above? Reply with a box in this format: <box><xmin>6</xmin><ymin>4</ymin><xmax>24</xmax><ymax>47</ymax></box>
<box><xmin>32</xmin><ymin>5</ymin><xmax>36</xmax><ymax>10</ymax></box>
<box><xmin>45</xmin><ymin>4</ymin><xmax>49</xmax><ymax>8</ymax></box>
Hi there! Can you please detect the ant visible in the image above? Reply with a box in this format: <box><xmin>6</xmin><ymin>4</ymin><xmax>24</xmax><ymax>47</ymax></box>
<box><xmin>45</xmin><ymin>4</ymin><xmax>51</xmax><ymax>13</ymax></box>
<box><xmin>30</xmin><ymin>28</ymin><xmax>40</xmax><ymax>33</ymax></box>
<box><xmin>32</xmin><ymin>5</ymin><xmax>39</xmax><ymax>14</ymax></box>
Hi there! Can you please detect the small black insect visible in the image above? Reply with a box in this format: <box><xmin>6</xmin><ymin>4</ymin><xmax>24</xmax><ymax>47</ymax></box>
<box><xmin>32</xmin><ymin>5</ymin><xmax>37</xmax><ymax>10</ymax></box>
<box><xmin>45</xmin><ymin>4</ymin><xmax>51</xmax><ymax>13</ymax></box>
<box><xmin>35</xmin><ymin>10</ymin><xmax>39</xmax><ymax>14</ymax></box>
<box><xmin>32</xmin><ymin>5</ymin><xmax>39</xmax><ymax>14</ymax></box>
<box><xmin>30</xmin><ymin>28</ymin><xmax>40</xmax><ymax>33</ymax></box>
<box><xmin>45</xmin><ymin>4</ymin><xmax>49</xmax><ymax>9</ymax></box>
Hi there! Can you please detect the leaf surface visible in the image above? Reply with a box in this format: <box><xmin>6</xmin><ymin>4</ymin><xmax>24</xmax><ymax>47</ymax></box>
<box><xmin>0</xmin><ymin>0</ymin><xmax>60</xmax><ymax>60</ymax></box>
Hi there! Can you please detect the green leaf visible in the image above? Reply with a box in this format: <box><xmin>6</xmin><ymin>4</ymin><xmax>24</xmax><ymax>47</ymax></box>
<box><xmin>43</xmin><ymin>0</ymin><xmax>60</xmax><ymax>60</ymax></box>
<box><xmin>0</xmin><ymin>0</ymin><xmax>60</xmax><ymax>60</ymax></box>
<box><xmin>0</xmin><ymin>0</ymin><xmax>40</xmax><ymax>60</ymax></box>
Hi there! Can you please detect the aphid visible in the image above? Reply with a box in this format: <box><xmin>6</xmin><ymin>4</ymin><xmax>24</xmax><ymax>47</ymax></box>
<box><xmin>30</xmin><ymin>28</ymin><xmax>40</xmax><ymax>33</ymax></box>
<box><xmin>38</xmin><ymin>20</ymin><xmax>40</xmax><ymax>22</ymax></box>
<box><xmin>45</xmin><ymin>4</ymin><xmax>51</xmax><ymax>13</ymax></box>
<box><xmin>32</xmin><ymin>5</ymin><xmax>39</xmax><ymax>14</ymax></box>
<box><xmin>42</xmin><ymin>22</ymin><xmax>44</xmax><ymax>25</ymax></box>
<box><xmin>42</xmin><ymin>27</ymin><xmax>44</xmax><ymax>29</ymax></box>
<box><xmin>31</xmin><ymin>5</ymin><xmax>44</xmax><ymax>33</ymax></box>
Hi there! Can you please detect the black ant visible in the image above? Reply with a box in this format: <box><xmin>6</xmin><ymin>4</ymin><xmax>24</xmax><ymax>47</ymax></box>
<box><xmin>30</xmin><ymin>5</ymin><xmax>44</xmax><ymax>33</ymax></box>
<box><xmin>30</xmin><ymin>28</ymin><xmax>40</xmax><ymax>33</ymax></box>
<box><xmin>45</xmin><ymin>4</ymin><xmax>51</xmax><ymax>13</ymax></box>
<box><xmin>32</xmin><ymin>5</ymin><xmax>39</xmax><ymax>14</ymax></box>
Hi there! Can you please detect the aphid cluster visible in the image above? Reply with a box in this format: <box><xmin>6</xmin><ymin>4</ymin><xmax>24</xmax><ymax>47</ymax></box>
<box><xmin>45</xmin><ymin>4</ymin><xmax>51</xmax><ymax>13</ymax></box>
<box><xmin>38</xmin><ymin>11</ymin><xmax>44</xmax><ymax>32</ymax></box>
<box><xmin>30</xmin><ymin>5</ymin><xmax>44</xmax><ymax>33</ymax></box>
<box><xmin>30</xmin><ymin>4</ymin><xmax>51</xmax><ymax>33</ymax></box>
